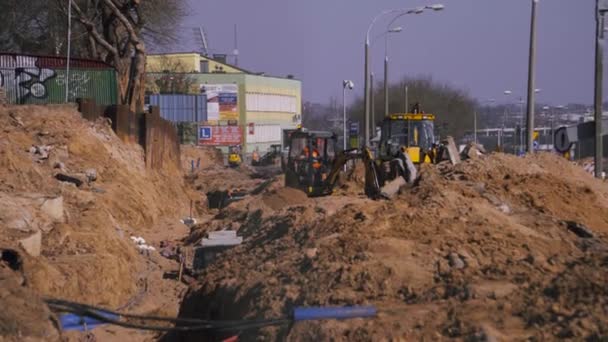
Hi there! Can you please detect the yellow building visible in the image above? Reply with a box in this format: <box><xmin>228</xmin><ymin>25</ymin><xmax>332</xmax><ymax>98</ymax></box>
<box><xmin>147</xmin><ymin>53</ymin><xmax>245</xmax><ymax>74</ymax></box>
<box><xmin>146</xmin><ymin>52</ymin><xmax>302</xmax><ymax>153</ymax></box>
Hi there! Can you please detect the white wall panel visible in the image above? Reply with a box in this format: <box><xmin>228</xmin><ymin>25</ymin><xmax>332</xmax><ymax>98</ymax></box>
<box><xmin>246</xmin><ymin>124</ymin><xmax>282</xmax><ymax>143</ymax></box>
<box><xmin>246</xmin><ymin>93</ymin><xmax>297</xmax><ymax>114</ymax></box>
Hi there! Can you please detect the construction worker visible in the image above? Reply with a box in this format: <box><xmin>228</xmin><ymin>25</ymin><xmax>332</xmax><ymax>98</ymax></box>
<box><xmin>300</xmin><ymin>146</ymin><xmax>310</xmax><ymax>159</ymax></box>
<box><xmin>252</xmin><ymin>148</ymin><xmax>260</xmax><ymax>165</ymax></box>
<box><xmin>311</xmin><ymin>148</ymin><xmax>321</xmax><ymax>169</ymax></box>
<box><xmin>411</xmin><ymin>102</ymin><xmax>420</xmax><ymax>114</ymax></box>
<box><xmin>311</xmin><ymin>144</ymin><xmax>323</xmax><ymax>185</ymax></box>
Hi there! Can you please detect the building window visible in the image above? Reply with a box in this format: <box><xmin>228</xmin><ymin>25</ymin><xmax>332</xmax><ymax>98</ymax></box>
<box><xmin>246</xmin><ymin>93</ymin><xmax>297</xmax><ymax>113</ymax></box>
<box><xmin>200</xmin><ymin>61</ymin><xmax>209</xmax><ymax>73</ymax></box>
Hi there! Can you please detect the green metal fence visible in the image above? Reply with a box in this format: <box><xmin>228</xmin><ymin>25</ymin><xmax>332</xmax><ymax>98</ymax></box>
<box><xmin>0</xmin><ymin>53</ymin><xmax>118</xmax><ymax>105</ymax></box>
<box><xmin>1</xmin><ymin>68</ymin><xmax>118</xmax><ymax>106</ymax></box>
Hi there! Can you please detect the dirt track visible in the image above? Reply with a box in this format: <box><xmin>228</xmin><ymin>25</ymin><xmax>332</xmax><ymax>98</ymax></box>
<box><xmin>1</xmin><ymin>105</ymin><xmax>608</xmax><ymax>341</ymax></box>
<box><xmin>177</xmin><ymin>153</ymin><xmax>608</xmax><ymax>341</ymax></box>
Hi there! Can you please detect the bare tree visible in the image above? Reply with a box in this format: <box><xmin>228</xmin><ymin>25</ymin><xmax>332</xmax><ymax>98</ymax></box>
<box><xmin>145</xmin><ymin>56</ymin><xmax>197</xmax><ymax>94</ymax></box>
<box><xmin>54</xmin><ymin>0</ymin><xmax>187</xmax><ymax>111</ymax></box>
<box><xmin>348</xmin><ymin>76</ymin><xmax>477</xmax><ymax>140</ymax></box>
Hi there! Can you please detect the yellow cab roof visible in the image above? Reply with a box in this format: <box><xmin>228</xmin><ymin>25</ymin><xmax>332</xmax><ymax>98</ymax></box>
<box><xmin>388</xmin><ymin>113</ymin><xmax>435</xmax><ymax>121</ymax></box>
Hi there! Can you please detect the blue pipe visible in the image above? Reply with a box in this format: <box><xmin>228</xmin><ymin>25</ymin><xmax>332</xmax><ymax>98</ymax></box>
<box><xmin>293</xmin><ymin>306</ymin><xmax>377</xmax><ymax>322</ymax></box>
<box><xmin>60</xmin><ymin>312</ymin><xmax>119</xmax><ymax>331</ymax></box>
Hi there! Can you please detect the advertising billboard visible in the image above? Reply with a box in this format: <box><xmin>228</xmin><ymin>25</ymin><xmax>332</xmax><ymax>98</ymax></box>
<box><xmin>200</xmin><ymin>84</ymin><xmax>239</xmax><ymax>121</ymax></box>
<box><xmin>198</xmin><ymin>125</ymin><xmax>243</xmax><ymax>146</ymax></box>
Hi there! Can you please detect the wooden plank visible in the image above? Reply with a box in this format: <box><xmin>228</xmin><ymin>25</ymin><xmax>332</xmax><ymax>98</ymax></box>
<box><xmin>445</xmin><ymin>136</ymin><xmax>461</xmax><ymax>165</ymax></box>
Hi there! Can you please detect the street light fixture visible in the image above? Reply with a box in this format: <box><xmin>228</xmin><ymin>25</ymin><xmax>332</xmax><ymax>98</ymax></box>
<box><xmin>342</xmin><ymin>80</ymin><xmax>354</xmax><ymax>170</ymax></box>
<box><xmin>381</xmin><ymin>6</ymin><xmax>443</xmax><ymax>121</ymax></box>
<box><xmin>363</xmin><ymin>4</ymin><xmax>445</xmax><ymax>146</ymax></box>
<box><xmin>369</xmin><ymin>26</ymin><xmax>403</xmax><ymax>129</ymax></box>
<box><xmin>342</xmin><ymin>80</ymin><xmax>355</xmax><ymax>151</ymax></box>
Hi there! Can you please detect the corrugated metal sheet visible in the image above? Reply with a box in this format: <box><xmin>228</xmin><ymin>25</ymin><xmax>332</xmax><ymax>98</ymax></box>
<box><xmin>147</xmin><ymin>94</ymin><xmax>207</xmax><ymax>122</ymax></box>
<box><xmin>246</xmin><ymin>124</ymin><xmax>282</xmax><ymax>143</ymax></box>
<box><xmin>1</xmin><ymin>68</ymin><xmax>118</xmax><ymax>105</ymax></box>
<box><xmin>0</xmin><ymin>53</ymin><xmax>112</xmax><ymax>69</ymax></box>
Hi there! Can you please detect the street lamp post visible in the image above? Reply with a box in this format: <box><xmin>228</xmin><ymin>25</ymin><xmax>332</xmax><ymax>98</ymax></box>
<box><xmin>363</xmin><ymin>4</ymin><xmax>444</xmax><ymax>146</ymax></box>
<box><xmin>342</xmin><ymin>80</ymin><xmax>354</xmax><ymax>155</ymax></box>
<box><xmin>594</xmin><ymin>0</ymin><xmax>608</xmax><ymax>178</ymax></box>
<box><xmin>543</xmin><ymin>106</ymin><xmax>553</xmax><ymax>146</ymax></box>
<box><xmin>371</xmin><ymin>72</ymin><xmax>375</xmax><ymax>137</ymax></box>
<box><xmin>503</xmin><ymin>90</ymin><xmax>512</xmax><ymax>151</ymax></box>
<box><xmin>478</xmin><ymin>99</ymin><xmax>495</xmax><ymax>145</ymax></box>
<box><xmin>519</xmin><ymin>96</ymin><xmax>524</xmax><ymax>154</ymax></box>
<box><xmin>384</xmin><ymin>26</ymin><xmax>403</xmax><ymax>119</ymax></box>
<box><xmin>65</xmin><ymin>0</ymin><xmax>72</xmax><ymax>103</ymax></box>
<box><xmin>525</xmin><ymin>0</ymin><xmax>539</xmax><ymax>153</ymax></box>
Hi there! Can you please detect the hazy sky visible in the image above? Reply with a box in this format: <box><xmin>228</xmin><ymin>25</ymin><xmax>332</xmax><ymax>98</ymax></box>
<box><xmin>182</xmin><ymin>0</ymin><xmax>596</xmax><ymax>106</ymax></box>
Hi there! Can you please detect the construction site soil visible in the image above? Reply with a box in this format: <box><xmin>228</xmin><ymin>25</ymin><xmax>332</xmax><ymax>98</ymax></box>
<box><xmin>1</xmin><ymin>104</ymin><xmax>608</xmax><ymax>341</ymax></box>
<box><xmin>179</xmin><ymin>153</ymin><xmax>608</xmax><ymax>341</ymax></box>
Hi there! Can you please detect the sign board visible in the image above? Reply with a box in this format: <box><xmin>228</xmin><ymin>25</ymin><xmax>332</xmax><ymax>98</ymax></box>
<box><xmin>198</xmin><ymin>125</ymin><xmax>242</xmax><ymax>146</ymax></box>
<box><xmin>349</xmin><ymin>122</ymin><xmax>359</xmax><ymax>135</ymax></box>
<box><xmin>200</xmin><ymin>84</ymin><xmax>239</xmax><ymax>121</ymax></box>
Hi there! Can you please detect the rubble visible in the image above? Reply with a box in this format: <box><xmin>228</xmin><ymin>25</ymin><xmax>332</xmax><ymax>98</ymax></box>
<box><xmin>179</xmin><ymin>152</ymin><xmax>608</xmax><ymax>341</ymax></box>
<box><xmin>3</xmin><ymin>104</ymin><xmax>608</xmax><ymax>341</ymax></box>
<box><xmin>54</xmin><ymin>173</ymin><xmax>84</xmax><ymax>187</ymax></box>
<box><xmin>85</xmin><ymin>168</ymin><xmax>98</xmax><ymax>182</ymax></box>
<box><xmin>0</xmin><ymin>104</ymin><xmax>190</xmax><ymax>341</ymax></box>
<box><xmin>19</xmin><ymin>231</ymin><xmax>42</xmax><ymax>257</ymax></box>
<box><xmin>39</xmin><ymin>196</ymin><xmax>64</xmax><ymax>223</ymax></box>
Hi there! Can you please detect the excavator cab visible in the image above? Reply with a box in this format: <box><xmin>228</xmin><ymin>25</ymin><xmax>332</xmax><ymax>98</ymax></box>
<box><xmin>285</xmin><ymin>130</ymin><xmax>337</xmax><ymax>196</ymax></box>
<box><xmin>379</xmin><ymin>113</ymin><xmax>437</xmax><ymax>164</ymax></box>
<box><xmin>228</xmin><ymin>145</ymin><xmax>242</xmax><ymax>168</ymax></box>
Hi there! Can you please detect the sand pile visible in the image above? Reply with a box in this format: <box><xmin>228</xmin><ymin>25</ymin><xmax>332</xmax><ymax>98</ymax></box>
<box><xmin>180</xmin><ymin>145</ymin><xmax>224</xmax><ymax>171</ymax></box>
<box><xmin>176</xmin><ymin>152</ymin><xmax>608</xmax><ymax>341</ymax></box>
<box><xmin>0</xmin><ymin>105</ymin><xmax>190</xmax><ymax>340</ymax></box>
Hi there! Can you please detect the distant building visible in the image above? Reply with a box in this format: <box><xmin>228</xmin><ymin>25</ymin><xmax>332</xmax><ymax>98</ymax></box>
<box><xmin>146</xmin><ymin>52</ymin><xmax>302</xmax><ymax>153</ymax></box>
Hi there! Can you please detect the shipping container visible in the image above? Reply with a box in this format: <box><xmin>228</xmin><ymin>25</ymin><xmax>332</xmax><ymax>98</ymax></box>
<box><xmin>146</xmin><ymin>94</ymin><xmax>207</xmax><ymax>123</ymax></box>
<box><xmin>0</xmin><ymin>53</ymin><xmax>118</xmax><ymax>105</ymax></box>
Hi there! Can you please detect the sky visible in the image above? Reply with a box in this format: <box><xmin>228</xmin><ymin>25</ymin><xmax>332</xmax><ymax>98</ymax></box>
<box><xmin>181</xmin><ymin>0</ymin><xmax>597</xmax><ymax>106</ymax></box>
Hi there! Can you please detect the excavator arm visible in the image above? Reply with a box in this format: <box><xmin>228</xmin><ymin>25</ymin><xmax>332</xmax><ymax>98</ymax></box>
<box><xmin>324</xmin><ymin>148</ymin><xmax>383</xmax><ymax>199</ymax></box>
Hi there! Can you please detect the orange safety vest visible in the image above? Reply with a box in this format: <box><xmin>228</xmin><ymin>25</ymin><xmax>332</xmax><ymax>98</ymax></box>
<box><xmin>312</xmin><ymin>149</ymin><xmax>321</xmax><ymax>169</ymax></box>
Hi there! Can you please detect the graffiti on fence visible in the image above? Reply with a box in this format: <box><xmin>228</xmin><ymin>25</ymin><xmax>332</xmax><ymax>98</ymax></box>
<box><xmin>56</xmin><ymin>72</ymin><xmax>90</xmax><ymax>100</ymax></box>
<box><xmin>0</xmin><ymin>55</ymin><xmax>57</xmax><ymax>102</ymax></box>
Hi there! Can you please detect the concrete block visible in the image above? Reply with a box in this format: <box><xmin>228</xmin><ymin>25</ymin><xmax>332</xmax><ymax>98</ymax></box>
<box><xmin>19</xmin><ymin>231</ymin><xmax>42</xmax><ymax>257</ymax></box>
<box><xmin>40</xmin><ymin>196</ymin><xmax>64</xmax><ymax>223</ymax></box>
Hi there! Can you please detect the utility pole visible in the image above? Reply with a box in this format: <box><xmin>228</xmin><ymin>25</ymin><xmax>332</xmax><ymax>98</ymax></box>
<box><xmin>525</xmin><ymin>0</ymin><xmax>539</xmax><ymax>153</ymax></box>
<box><xmin>384</xmin><ymin>55</ymin><xmax>389</xmax><ymax>118</ymax></box>
<box><xmin>473</xmin><ymin>110</ymin><xmax>477</xmax><ymax>144</ymax></box>
<box><xmin>371</xmin><ymin>72</ymin><xmax>375</xmax><ymax>139</ymax></box>
<box><xmin>594</xmin><ymin>0</ymin><xmax>607</xmax><ymax>178</ymax></box>
<box><xmin>364</xmin><ymin>40</ymin><xmax>371</xmax><ymax>146</ymax></box>
<box><xmin>233</xmin><ymin>24</ymin><xmax>239</xmax><ymax>67</ymax></box>
<box><xmin>405</xmin><ymin>85</ymin><xmax>409</xmax><ymax>113</ymax></box>
<box><xmin>519</xmin><ymin>96</ymin><xmax>524</xmax><ymax>154</ymax></box>
<box><xmin>65</xmin><ymin>0</ymin><xmax>72</xmax><ymax>103</ymax></box>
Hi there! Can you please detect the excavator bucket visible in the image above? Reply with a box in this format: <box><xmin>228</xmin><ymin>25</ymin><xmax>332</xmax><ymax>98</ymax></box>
<box><xmin>379</xmin><ymin>150</ymin><xmax>417</xmax><ymax>199</ymax></box>
<box><xmin>380</xmin><ymin>177</ymin><xmax>406</xmax><ymax>199</ymax></box>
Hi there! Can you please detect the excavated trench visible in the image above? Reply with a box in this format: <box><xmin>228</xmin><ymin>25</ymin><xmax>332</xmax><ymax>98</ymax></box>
<box><xmin>163</xmin><ymin>152</ymin><xmax>608</xmax><ymax>341</ymax></box>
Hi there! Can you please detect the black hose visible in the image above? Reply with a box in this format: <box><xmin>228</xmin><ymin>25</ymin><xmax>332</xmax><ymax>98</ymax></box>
<box><xmin>45</xmin><ymin>298</ymin><xmax>289</xmax><ymax>332</ymax></box>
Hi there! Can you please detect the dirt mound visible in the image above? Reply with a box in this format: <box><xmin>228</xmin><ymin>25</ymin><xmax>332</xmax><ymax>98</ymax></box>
<box><xmin>180</xmin><ymin>145</ymin><xmax>224</xmax><ymax>171</ymax></box>
<box><xmin>0</xmin><ymin>105</ymin><xmax>190</xmax><ymax>340</ymax></box>
<box><xmin>176</xmin><ymin>152</ymin><xmax>608</xmax><ymax>340</ymax></box>
<box><xmin>262</xmin><ymin>187</ymin><xmax>310</xmax><ymax>211</ymax></box>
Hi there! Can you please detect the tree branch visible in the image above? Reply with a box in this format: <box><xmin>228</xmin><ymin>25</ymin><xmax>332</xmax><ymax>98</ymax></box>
<box><xmin>102</xmin><ymin>0</ymin><xmax>143</xmax><ymax>51</ymax></box>
<box><xmin>70</xmin><ymin>0</ymin><xmax>118</xmax><ymax>56</ymax></box>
